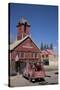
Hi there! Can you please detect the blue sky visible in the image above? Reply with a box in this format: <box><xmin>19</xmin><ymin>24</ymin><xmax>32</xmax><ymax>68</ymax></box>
<box><xmin>9</xmin><ymin>3</ymin><xmax>58</xmax><ymax>51</ymax></box>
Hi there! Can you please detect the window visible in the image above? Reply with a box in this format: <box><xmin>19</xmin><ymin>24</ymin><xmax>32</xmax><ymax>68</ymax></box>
<box><xmin>35</xmin><ymin>63</ymin><xmax>42</xmax><ymax>71</ymax></box>
<box><xmin>42</xmin><ymin>55</ymin><xmax>44</xmax><ymax>58</ymax></box>
<box><xmin>16</xmin><ymin>51</ymin><xmax>20</xmax><ymax>57</ymax></box>
<box><xmin>37</xmin><ymin>53</ymin><xmax>39</xmax><ymax>58</ymax></box>
<box><xmin>32</xmin><ymin>53</ymin><xmax>35</xmax><ymax>58</ymax></box>
<box><xmin>35</xmin><ymin>53</ymin><xmax>37</xmax><ymax>58</ymax></box>
<box><xmin>43</xmin><ymin>59</ymin><xmax>49</xmax><ymax>65</ymax></box>
<box><xmin>32</xmin><ymin>53</ymin><xmax>33</xmax><ymax>58</ymax></box>
<box><xmin>32</xmin><ymin>53</ymin><xmax>39</xmax><ymax>58</ymax></box>
<box><xmin>46</xmin><ymin>54</ymin><xmax>48</xmax><ymax>58</ymax></box>
<box><xmin>21</xmin><ymin>52</ymin><xmax>24</xmax><ymax>57</ymax></box>
<box><xmin>36</xmin><ymin>65</ymin><xmax>42</xmax><ymax>71</ymax></box>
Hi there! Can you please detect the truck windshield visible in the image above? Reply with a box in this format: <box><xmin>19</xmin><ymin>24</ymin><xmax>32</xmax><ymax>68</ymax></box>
<box><xmin>35</xmin><ymin>64</ymin><xmax>42</xmax><ymax>71</ymax></box>
<box><xmin>29</xmin><ymin>63</ymin><xmax>43</xmax><ymax>71</ymax></box>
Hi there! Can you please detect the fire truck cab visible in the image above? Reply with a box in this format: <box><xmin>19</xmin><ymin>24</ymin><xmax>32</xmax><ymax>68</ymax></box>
<box><xmin>23</xmin><ymin>62</ymin><xmax>46</xmax><ymax>82</ymax></box>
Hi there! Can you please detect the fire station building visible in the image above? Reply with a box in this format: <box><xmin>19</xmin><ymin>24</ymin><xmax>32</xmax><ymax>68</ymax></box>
<box><xmin>10</xmin><ymin>17</ymin><xmax>41</xmax><ymax>75</ymax></box>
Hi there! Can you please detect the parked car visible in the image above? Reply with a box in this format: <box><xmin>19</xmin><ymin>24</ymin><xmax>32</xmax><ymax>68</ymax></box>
<box><xmin>23</xmin><ymin>62</ymin><xmax>46</xmax><ymax>82</ymax></box>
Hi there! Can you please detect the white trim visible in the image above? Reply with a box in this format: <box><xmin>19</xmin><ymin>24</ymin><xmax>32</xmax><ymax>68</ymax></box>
<box><xmin>10</xmin><ymin>35</ymin><xmax>29</xmax><ymax>50</ymax></box>
<box><xmin>10</xmin><ymin>35</ymin><xmax>40</xmax><ymax>51</ymax></box>
<box><xmin>15</xmin><ymin>55</ymin><xmax>19</xmax><ymax>61</ymax></box>
<box><xmin>22</xmin><ymin>45</ymin><xmax>33</xmax><ymax>48</ymax></box>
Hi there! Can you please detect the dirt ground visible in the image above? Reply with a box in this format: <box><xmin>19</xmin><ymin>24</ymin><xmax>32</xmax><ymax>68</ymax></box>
<box><xmin>10</xmin><ymin>69</ymin><xmax>58</xmax><ymax>87</ymax></box>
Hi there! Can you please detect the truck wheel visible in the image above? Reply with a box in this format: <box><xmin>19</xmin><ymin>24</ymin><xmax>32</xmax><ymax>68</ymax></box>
<box><xmin>29</xmin><ymin>77</ymin><xmax>35</xmax><ymax>82</ymax></box>
<box><xmin>29</xmin><ymin>78</ymin><xmax>35</xmax><ymax>82</ymax></box>
<box><xmin>40</xmin><ymin>78</ymin><xmax>45</xmax><ymax>81</ymax></box>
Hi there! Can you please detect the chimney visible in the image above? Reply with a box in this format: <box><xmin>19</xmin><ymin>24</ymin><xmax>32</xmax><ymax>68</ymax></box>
<box><xmin>17</xmin><ymin>17</ymin><xmax>30</xmax><ymax>40</ymax></box>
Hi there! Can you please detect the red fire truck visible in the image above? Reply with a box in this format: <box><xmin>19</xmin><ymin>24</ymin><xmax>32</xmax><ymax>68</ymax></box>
<box><xmin>23</xmin><ymin>62</ymin><xmax>46</xmax><ymax>82</ymax></box>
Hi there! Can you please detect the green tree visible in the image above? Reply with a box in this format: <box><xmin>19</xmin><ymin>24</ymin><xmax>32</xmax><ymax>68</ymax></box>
<box><xmin>40</xmin><ymin>42</ymin><xmax>44</xmax><ymax>50</ymax></box>
<box><xmin>46</xmin><ymin>44</ymin><xmax>49</xmax><ymax>49</ymax></box>
<box><xmin>50</xmin><ymin>43</ymin><xmax>53</xmax><ymax>50</ymax></box>
<box><xmin>44</xmin><ymin>44</ymin><xmax>47</xmax><ymax>50</ymax></box>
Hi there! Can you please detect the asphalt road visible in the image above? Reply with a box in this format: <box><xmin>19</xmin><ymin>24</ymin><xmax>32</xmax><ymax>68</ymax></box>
<box><xmin>10</xmin><ymin>70</ymin><xmax>58</xmax><ymax>87</ymax></box>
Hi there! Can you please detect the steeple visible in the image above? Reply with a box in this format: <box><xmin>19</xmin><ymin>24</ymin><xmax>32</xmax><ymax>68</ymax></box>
<box><xmin>17</xmin><ymin>17</ymin><xmax>30</xmax><ymax>40</ymax></box>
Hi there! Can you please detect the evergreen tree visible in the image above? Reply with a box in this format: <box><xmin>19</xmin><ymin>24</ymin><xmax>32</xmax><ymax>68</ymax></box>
<box><xmin>46</xmin><ymin>44</ymin><xmax>49</xmax><ymax>49</ymax></box>
<box><xmin>44</xmin><ymin>44</ymin><xmax>47</xmax><ymax>50</ymax></box>
<box><xmin>50</xmin><ymin>43</ymin><xmax>53</xmax><ymax>50</ymax></box>
<box><xmin>40</xmin><ymin>42</ymin><xmax>44</xmax><ymax>50</ymax></box>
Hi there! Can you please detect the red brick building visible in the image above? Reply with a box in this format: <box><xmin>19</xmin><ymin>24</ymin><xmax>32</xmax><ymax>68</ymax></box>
<box><xmin>10</xmin><ymin>17</ymin><xmax>41</xmax><ymax>75</ymax></box>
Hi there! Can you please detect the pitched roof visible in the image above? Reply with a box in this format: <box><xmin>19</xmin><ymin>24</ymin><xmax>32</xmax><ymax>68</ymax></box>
<box><xmin>41</xmin><ymin>49</ymin><xmax>55</xmax><ymax>55</ymax></box>
<box><xmin>10</xmin><ymin>35</ymin><xmax>40</xmax><ymax>51</ymax></box>
<box><xmin>47</xmin><ymin>49</ymin><xmax>55</xmax><ymax>55</ymax></box>
<box><xmin>41</xmin><ymin>50</ymin><xmax>48</xmax><ymax>55</ymax></box>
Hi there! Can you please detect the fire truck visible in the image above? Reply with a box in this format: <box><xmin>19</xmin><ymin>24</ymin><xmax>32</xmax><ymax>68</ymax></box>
<box><xmin>23</xmin><ymin>62</ymin><xmax>46</xmax><ymax>82</ymax></box>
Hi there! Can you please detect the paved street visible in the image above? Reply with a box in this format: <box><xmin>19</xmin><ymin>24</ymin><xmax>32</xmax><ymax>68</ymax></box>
<box><xmin>10</xmin><ymin>70</ymin><xmax>58</xmax><ymax>87</ymax></box>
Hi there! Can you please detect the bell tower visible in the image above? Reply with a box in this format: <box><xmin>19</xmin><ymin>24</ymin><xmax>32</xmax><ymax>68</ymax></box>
<box><xmin>17</xmin><ymin>17</ymin><xmax>30</xmax><ymax>40</ymax></box>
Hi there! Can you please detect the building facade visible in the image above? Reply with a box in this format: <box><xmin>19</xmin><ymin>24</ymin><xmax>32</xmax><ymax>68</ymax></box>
<box><xmin>10</xmin><ymin>17</ymin><xmax>41</xmax><ymax>75</ymax></box>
